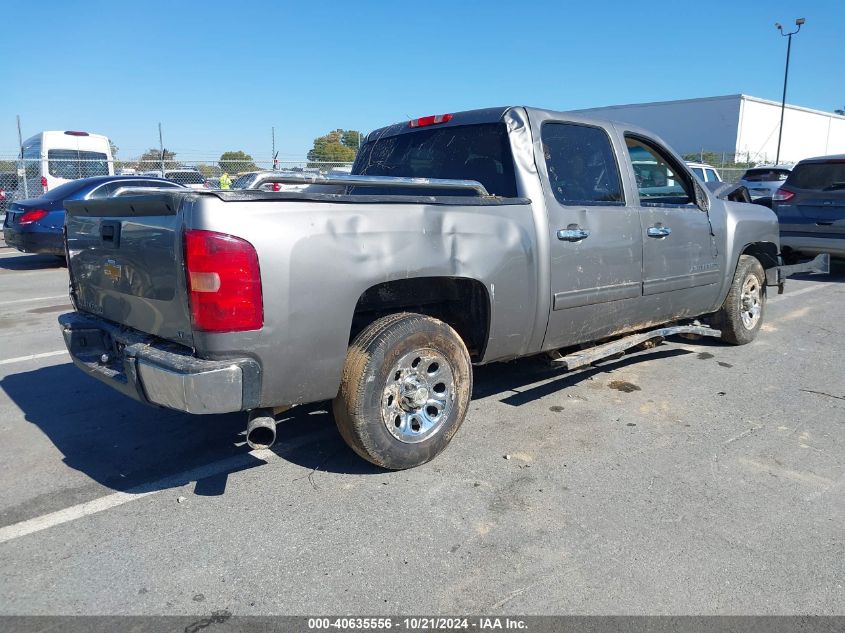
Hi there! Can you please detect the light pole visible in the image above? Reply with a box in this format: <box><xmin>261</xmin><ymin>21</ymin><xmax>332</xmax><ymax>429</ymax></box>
<box><xmin>774</xmin><ymin>17</ymin><xmax>805</xmax><ymax>164</ymax></box>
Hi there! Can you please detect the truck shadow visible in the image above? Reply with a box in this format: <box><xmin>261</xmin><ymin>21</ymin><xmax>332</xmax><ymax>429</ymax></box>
<box><xmin>0</xmin><ymin>345</ymin><xmax>694</xmax><ymax>501</ymax></box>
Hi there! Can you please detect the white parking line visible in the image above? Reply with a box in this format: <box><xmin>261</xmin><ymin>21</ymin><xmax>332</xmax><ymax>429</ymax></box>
<box><xmin>2</xmin><ymin>294</ymin><xmax>68</xmax><ymax>306</ymax></box>
<box><xmin>0</xmin><ymin>431</ymin><xmax>334</xmax><ymax>544</ymax></box>
<box><xmin>0</xmin><ymin>350</ymin><xmax>67</xmax><ymax>366</ymax></box>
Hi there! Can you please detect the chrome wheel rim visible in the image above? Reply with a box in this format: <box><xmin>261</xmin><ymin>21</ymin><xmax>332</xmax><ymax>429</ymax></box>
<box><xmin>740</xmin><ymin>274</ymin><xmax>762</xmax><ymax>329</ymax></box>
<box><xmin>382</xmin><ymin>350</ymin><xmax>455</xmax><ymax>444</ymax></box>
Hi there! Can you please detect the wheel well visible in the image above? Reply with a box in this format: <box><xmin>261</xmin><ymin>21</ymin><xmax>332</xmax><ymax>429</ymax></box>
<box><xmin>350</xmin><ymin>277</ymin><xmax>490</xmax><ymax>361</ymax></box>
<box><xmin>741</xmin><ymin>242</ymin><xmax>779</xmax><ymax>269</ymax></box>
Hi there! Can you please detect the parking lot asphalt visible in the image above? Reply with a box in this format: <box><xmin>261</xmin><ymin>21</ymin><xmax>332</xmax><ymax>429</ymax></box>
<box><xmin>0</xmin><ymin>243</ymin><xmax>843</xmax><ymax>616</ymax></box>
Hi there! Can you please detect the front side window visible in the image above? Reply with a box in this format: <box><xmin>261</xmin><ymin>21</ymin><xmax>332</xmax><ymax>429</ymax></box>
<box><xmin>541</xmin><ymin>122</ymin><xmax>624</xmax><ymax>205</ymax></box>
<box><xmin>48</xmin><ymin>149</ymin><xmax>109</xmax><ymax>179</ymax></box>
<box><xmin>626</xmin><ymin>137</ymin><xmax>693</xmax><ymax>206</ymax></box>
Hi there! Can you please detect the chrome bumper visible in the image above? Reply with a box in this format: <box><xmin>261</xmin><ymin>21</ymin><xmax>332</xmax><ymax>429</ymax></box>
<box><xmin>58</xmin><ymin>312</ymin><xmax>260</xmax><ymax>414</ymax></box>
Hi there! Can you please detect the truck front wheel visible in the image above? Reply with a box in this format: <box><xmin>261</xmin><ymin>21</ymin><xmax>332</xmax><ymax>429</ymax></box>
<box><xmin>333</xmin><ymin>312</ymin><xmax>472</xmax><ymax>469</ymax></box>
<box><xmin>716</xmin><ymin>255</ymin><xmax>766</xmax><ymax>345</ymax></box>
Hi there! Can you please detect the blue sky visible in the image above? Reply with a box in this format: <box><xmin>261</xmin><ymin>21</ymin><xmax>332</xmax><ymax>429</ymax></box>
<box><xmin>2</xmin><ymin>0</ymin><xmax>843</xmax><ymax>161</ymax></box>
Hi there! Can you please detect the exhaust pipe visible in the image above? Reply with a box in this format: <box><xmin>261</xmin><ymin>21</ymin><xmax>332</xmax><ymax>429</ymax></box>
<box><xmin>246</xmin><ymin>408</ymin><xmax>277</xmax><ymax>450</ymax></box>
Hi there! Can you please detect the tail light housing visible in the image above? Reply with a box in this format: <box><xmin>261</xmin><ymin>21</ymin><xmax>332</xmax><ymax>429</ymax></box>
<box><xmin>19</xmin><ymin>209</ymin><xmax>49</xmax><ymax>225</ymax></box>
<box><xmin>184</xmin><ymin>229</ymin><xmax>263</xmax><ymax>332</ymax></box>
<box><xmin>773</xmin><ymin>188</ymin><xmax>795</xmax><ymax>202</ymax></box>
<box><xmin>271</xmin><ymin>182</ymin><xmax>281</xmax><ymax>192</ymax></box>
<box><xmin>0</xmin><ymin>188</ymin><xmax>6</xmax><ymax>201</ymax></box>
<box><xmin>40</xmin><ymin>176</ymin><xmax>48</xmax><ymax>193</ymax></box>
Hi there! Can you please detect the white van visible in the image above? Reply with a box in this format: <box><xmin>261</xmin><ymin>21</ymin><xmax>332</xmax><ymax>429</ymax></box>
<box><xmin>19</xmin><ymin>130</ymin><xmax>114</xmax><ymax>198</ymax></box>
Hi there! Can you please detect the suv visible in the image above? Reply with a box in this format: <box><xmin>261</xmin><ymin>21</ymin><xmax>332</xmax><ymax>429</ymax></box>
<box><xmin>773</xmin><ymin>155</ymin><xmax>845</xmax><ymax>259</ymax></box>
<box><xmin>738</xmin><ymin>166</ymin><xmax>792</xmax><ymax>200</ymax></box>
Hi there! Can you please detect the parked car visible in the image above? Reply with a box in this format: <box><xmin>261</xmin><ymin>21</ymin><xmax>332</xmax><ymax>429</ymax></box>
<box><xmin>232</xmin><ymin>170</ymin><xmax>346</xmax><ymax>193</ymax></box>
<box><xmin>230</xmin><ymin>170</ymin><xmax>339</xmax><ymax>192</ymax></box>
<box><xmin>686</xmin><ymin>162</ymin><xmax>722</xmax><ymax>184</ymax></box>
<box><xmin>141</xmin><ymin>169</ymin><xmax>208</xmax><ymax>189</ymax></box>
<box><xmin>3</xmin><ymin>175</ymin><xmax>184</xmax><ymax>257</ymax></box>
<box><xmin>0</xmin><ymin>172</ymin><xmax>18</xmax><ymax>215</ymax></box>
<box><xmin>59</xmin><ymin>106</ymin><xmax>826</xmax><ymax>469</ymax></box>
<box><xmin>737</xmin><ymin>165</ymin><xmax>792</xmax><ymax>200</ymax></box>
<box><xmin>773</xmin><ymin>155</ymin><xmax>845</xmax><ymax>259</ymax></box>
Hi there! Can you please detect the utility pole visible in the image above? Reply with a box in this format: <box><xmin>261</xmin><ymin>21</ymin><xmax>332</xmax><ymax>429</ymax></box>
<box><xmin>272</xmin><ymin>126</ymin><xmax>276</xmax><ymax>170</ymax></box>
<box><xmin>158</xmin><ymin>122</ymin><xmax>165</xmax><ymax>175</ymax></box>
<box><xmin>774</xmin><ymin>17</ymin><xmax>805</xmax><ymax>164</ymax></box>
<box><xmin>16</xmin><ymin>114</ymin><xmax>28</xmax><ymax>198</ymax></box>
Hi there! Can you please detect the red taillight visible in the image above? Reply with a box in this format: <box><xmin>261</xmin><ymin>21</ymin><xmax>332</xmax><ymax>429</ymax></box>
<box><xmin>184</xmin><ymin>229</ymin><xmax>263</xmax><ymax>333</ymax></box>
<box><xmin>773</xmin><ymin>188</ymin><xmax>795</xmax><ymax>202</ymax></box>
<box><xmin>271</xmin><ymin>182</ymin><xmax>281</xmax><ymax>192</ymax></box>
<box><xmin>0</xmin><ymin>188</ymin><xmax>5</xmax><ymax>200</ymax></box>
<box><xmin>409</xmin><ymin>113</ymin><xmax>453</xmax><ymax>128</ymax></box>
<box><xmin>19</xmin><ymin>209</ymin><xmax>49</xmax><ymax>225</ymax></box>
<box><xmin>40</xmin><ymin>176</ymin><xmax>48</xmax><ymax>193</ymax></box>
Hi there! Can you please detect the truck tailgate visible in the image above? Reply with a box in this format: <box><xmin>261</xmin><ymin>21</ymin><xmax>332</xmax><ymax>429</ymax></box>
<box><xmin>64</xmin><ymin>192</ymin><xmax>194</xmax><ymax>347</ymax></box>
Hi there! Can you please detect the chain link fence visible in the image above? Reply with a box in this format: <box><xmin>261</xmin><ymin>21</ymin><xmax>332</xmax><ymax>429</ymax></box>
<box><xmin>0</xmin><ymin>157</ymin><xmax>354</xmax><ymax>203</ymax></box>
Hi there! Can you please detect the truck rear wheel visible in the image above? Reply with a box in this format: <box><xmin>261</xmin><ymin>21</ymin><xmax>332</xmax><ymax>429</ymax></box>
<box><xmin>716</xmin><ymin>255</ymin><xmax>766</xmax><ymax>345</ymax></box>
<box><xmin>333</xmin><ymin>312</ymin><xmax>472</xmax><ymax>470</ymax></box>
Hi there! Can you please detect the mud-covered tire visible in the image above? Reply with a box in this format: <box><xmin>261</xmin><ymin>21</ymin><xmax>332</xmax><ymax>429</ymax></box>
<box><xmin>332</xmin><ymin>312</ymin><xmax>472</xmax><ymax>470</ymax></box>
<box><xmin>716</xmin><ymin>255</ymin><xmax>766</xmax><ymax>345</ymax></box>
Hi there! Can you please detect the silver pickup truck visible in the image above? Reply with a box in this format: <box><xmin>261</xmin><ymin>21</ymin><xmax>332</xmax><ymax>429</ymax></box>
<box><xmin>58</xmin><ymin>106</ymin><xmax>827</xmax><ymax>469</ymax></box>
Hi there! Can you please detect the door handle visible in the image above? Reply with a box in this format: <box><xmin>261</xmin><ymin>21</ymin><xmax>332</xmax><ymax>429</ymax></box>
<box><xmin>647</xmin><ymin>225</ymin><xmax>672</xmax><ymax>238</ymax></box>
<box><xmin>557</xmin><ymin>227</ymin><xmax>591</xmax><ymax>242</ymax></box>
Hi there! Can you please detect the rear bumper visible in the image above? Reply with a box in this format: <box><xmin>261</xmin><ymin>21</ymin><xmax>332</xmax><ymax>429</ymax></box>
<box><xmin>3</xmin><ymin>227</ymin><xmax>65</xmax><ymax>256</ymax></box>
<box><xmin>765</xmin><ymin>253</ymin><xmax>831</xmax><ymax>288</ymax></box>
<box><xmin>780</xmin><ymin>232</ymin><xmax>845</xmax><ymax>258</ymax></box>
<box><xmin>58</xmin><ymin>312</ymin><xmax>261</xmax><ymax>414</ymax></box>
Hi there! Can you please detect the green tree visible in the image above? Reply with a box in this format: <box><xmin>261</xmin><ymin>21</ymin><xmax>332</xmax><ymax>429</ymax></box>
<box><xmin>341</xmin><ymin>130</ymin><xmax>365</xmax><ymax>150</ymax></box>
<box><xmin>219</xmin><ymin>150</ymin><xmax>257</xmax><ymax>175</ymax></box>
<box><xmin>307</xmin><ymin>129</ymin><xmax>361</xmax><ymax>166</ymax></box>
<box><xmin>136</xmin><ymin>148</ymin><xmax>179</xmax><ymax>172</ymax></box>
<box><xmin>0</xmin><ymin>159</ymin><xmax>17</xmax><ymax>173</ymax></box>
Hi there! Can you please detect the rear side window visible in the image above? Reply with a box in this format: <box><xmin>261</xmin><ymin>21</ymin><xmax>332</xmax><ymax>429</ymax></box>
<box><xmin>785</xmin><ymin>162</ymin><xmax>845</xmax><ymax>191</ymax></box>
<box><xmin>48</xmin><ymin>150</ymin><xmax>109</xmax><ymax>179</ymax></box>
<box><xmin>705</xmin><ymin>169</ymin><xmax>721</xmax><ymax>182</ymax></box>
<box><xmin>691</xmin><ymin>167</ymin><xmax>704</xmax><ymax>180</ymax></box>
<box><xmin>352</xmin><ymin>123</ymin><xmax>517</xmax><ymax>197</ymax></box>
<box><xmin>742</xmin><ymin>168</ymin><xmax>790</xmax><ymax>182</ymax></box>
<box><xmin>541</xmin><ymin>122</ymin><xmax>623</xmax><ymax>205</ymax></box>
